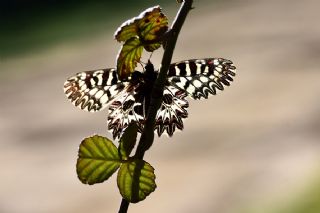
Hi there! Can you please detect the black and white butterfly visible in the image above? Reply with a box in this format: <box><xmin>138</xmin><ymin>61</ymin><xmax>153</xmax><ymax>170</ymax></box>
<box><xmin>64</xmin><ymin>58</ymin><xmax>236</xmax><ymax>138</ymax></box>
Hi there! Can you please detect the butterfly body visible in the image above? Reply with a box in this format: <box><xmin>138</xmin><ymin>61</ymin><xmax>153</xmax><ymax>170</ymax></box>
<box><xmin>131</xmin><ymin>61</ymin><xmax>158</xmax><ymax>115</ymax></box>
<box><xmin>64</xmin><ymin>58</ymin><xmax>236</xmax><ymax>138</ymax></box>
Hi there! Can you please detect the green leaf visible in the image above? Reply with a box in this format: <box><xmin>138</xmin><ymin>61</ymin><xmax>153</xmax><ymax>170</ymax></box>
<box><xmin>115</xmin><ymin>6</ymin><xmax>169</xmax><ymax>79</ymax></box>
<box><xmin>77</xmin><ymin>135</ymin><xmax>121</xmax><ymax>185</ymax></box>
<box><xmin>115</xmin><ymin>6</ymin><xmax>168</xmax><ymax>42</ymax></box>
<box><xmin>114</xmin><ymin>21</ymin><xmax>139</xmax><ymax>42</ymax></box>
<box><xmin>117</xmin><ymin>159</ymin><xmax>156</xmax><ymax>203</ymax></box>
<box><xmin>114</xmin><ymin>6</ymin><xmax>168</xmax><ymax>52</ymax></box>
<box><xmin>119</xmin><ymin>123</ymin><xmax>138</xmax><ymax>160</ymax></box>
<box><xmin>144</xmin><ymin>42</ymin><xmax>162</xmax><ymax>52</ymax></box>
<box><xmin>139</xmin><ymin>8</ymin><xmax>168</xmax><ymax>52</ymax></box>
<box><xmin>117</xmin><ymin>36</ymin><xmax>143</xmax><ymax>79</ymax></box>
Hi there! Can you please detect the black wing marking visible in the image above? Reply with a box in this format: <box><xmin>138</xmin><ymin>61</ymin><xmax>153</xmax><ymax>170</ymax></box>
<box><xmin>64</xmin><ymin>68</ymin><xmax>129</xmax><ymax>112</ymax></box>
<box><xmin>168</xmin><ymin>58</ymin><xmax>236</xmax><ymax>99</ymax></box>
<box><xmin>107</xmin><ymin>84</ymin><xmax>189</xmax><ymax>138</ymax></box>
<box><xmin>155</xmin><ymin>85</ymin><xmax>189</xmax><ymax>136</ymax></box>
<box><xmin>107</xmin><ymin>83</ymin><xmax>145</xmax><ymax>139</ymax></box>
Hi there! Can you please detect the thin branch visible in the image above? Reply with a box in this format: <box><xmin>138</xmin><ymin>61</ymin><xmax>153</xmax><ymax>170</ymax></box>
<box><xmin>135</xmin><ymin>0</ymin><xmax>193</xmax><ymax>159</ymax></box>
<box><xmin>118</xmin><ymin>0</ymin><xmax>193</xmax><ymax>212</ymax></box>
<box><xmin>118</xmin><ymin>199</ymin><xmax>129</xmax><ymax>213</ymax></box>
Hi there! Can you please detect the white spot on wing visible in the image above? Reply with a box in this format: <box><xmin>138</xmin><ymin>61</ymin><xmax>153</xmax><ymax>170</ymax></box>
<box><xmin>90</xmin><ymin>78</ymin><xmax>96</xmax><ymax>86</ymax></box>
<box><xmin>89</xmin><ymin>88</ymin><xmax>98</xmax><ymax>96</ymax></box>
<box><xmin>214</xmin><ymin>70</ymin><xmax>220</xmax><ymax>77</ymax></box>
<box><xmin>97</xmin><ymin>75</ymin><xmax>103</xmax><ymax>85</ymax></box>
<box><xmin>193</xmin><ymin>80</ymin><xmax>202</xmax><ymax>87</ymax></box>
<box><xmin>200</xmin><ymin>76</ymin><xmax>209</xmax><ymax>83</ymax></box>
<box><xmin>203</xmin><ymin>66</ymin><xmax>209</xmax><ymax>73</ymax></box>
<box><xmin>100</xmin><ymin>94</ymin><xmax>109</xmax><ymax>104</ymax></box>
<box><xmin>185</xmin><ymin>65</ymin><xmax>191</xmax><ymax>75</ymax></box>
<box><xmin>196</xmin><ymin>63</ymin><xmax>202</xmax><ymax>74</ymax></box>
<box><xmin>175</xmin><ymin>77</ymin><xmax>187</xmax><ymax>88</ymax></box>
<box><xmin>215</xmin><ymin>66</ymin><xmax>222</xmax><ymax>72</ymax></box>
<box><xmin>79</xmin><ymin>73</ymin><xmax>86</xmax><ymax>80</ymax></box>
<box><xmin>78</xmin><ymin>81</ymin><xmax>85</xmax><ymax>87</ymax></box>
<box><xmin>95</xmin><ymin>90</ymin><xmax>104</xmax><ymax>99</ymax></box>
<box><xmin>106</xmin><ymin>72</ymin><xmax>114</xmax><ymax>85</ymax></box>
<box><xmin>186</xmin><ymin>85</ymin><xmax>196</xmax><ymax>94</ymax></box>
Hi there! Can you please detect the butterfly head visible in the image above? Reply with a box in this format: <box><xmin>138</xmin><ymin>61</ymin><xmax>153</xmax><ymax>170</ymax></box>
<box><xmin>144</xmin><ymin>59</ymin><xmax>154</xmax><ymax>71</ymax></box>
<box><xmin>143</xmin><ymin>60</ymin><xmax>157</xmax><ymax>81</ymax></box>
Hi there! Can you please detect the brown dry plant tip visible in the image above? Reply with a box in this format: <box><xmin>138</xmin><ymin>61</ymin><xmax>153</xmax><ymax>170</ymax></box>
<box><xmin>118</xmin><ymin>0</ymin><xmax>194</xmax><ymax>212</ymax></box>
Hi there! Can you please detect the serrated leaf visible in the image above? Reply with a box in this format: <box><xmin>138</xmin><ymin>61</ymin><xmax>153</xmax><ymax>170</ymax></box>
<box><xmin>138</xmin><ymin>7</ymin><xmax>168</xmax><ymax>40</ymax></box>
<box><xmin>114</xmin><ymin>20</ymin><xmax>139</xmax><ymax>42</ymax></box>
<box><xmin>139</xmin><ymin>8</ymin><xmax>168</xmax><ymax>52</ymax></box>
<box><xmin>77</xmin><ymin>135</ymin><xmax>121</xmax><ymax>185</ymax></box>
<box><xmin>115</xmin><ymin>6</ymin><xmax>167</xmax><ymax>41</ymax></box>
<box><xmin>117</xmin><ymin>159</ymin><xmax>156</xmax><ymax>203</ymax></box>
<box><xmin>119</xmin><ymin>123</ymin><xmax>138</xmax><ymax>160</ymax></box>
<box><xmin>114</xmin><ymin>6</ymin><xmax>168</xmax><ymax>52</ymax></box>
<box><xmin>144</xmin><ymin>43</ymin><xmax>162</xmax><ymax>52</ymax></box>
<box><xmin>117</xmin><ymin>36</ymin><xmax>143</xmax><ymax>80</ymax></box>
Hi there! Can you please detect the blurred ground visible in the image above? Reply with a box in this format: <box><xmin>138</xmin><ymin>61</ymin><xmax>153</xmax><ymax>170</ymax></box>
<box><xmin>1</xmin><ymin>0</ymin><xmax>320</xmax><ymax>213</ymax></box>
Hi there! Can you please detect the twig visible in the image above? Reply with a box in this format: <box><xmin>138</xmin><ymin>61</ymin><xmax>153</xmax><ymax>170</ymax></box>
<box><xmin>118</xmin><ymin>0</ymin><xmax>193</xmax><ymax>212</ymax></box>
<box><xmin>118</xmin><ymin>199</ymin><xmax>129</xmax><ymax>213</ymax></box>
<box><xmin>135</xmin><ymin>0</ymin><xmax>193</xmax><ymax>159</ymax></box>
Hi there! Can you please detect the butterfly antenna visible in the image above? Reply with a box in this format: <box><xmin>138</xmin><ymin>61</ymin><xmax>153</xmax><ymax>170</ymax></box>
<box><xmin>137</xmin><ymin>60</ymin><xmax>145</xmax><ymax>71</ymax></box>
<box><xmin>148</xmin><ymin>52</ymin><xmax>154</xmax><ymax>62</ymax></box>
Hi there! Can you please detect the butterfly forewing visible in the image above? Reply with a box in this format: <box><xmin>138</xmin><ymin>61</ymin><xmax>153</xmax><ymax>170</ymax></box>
<box><xmin>64</xmin><ymin>68</ymin><xmax>128</xmax><ymax>112</ymax></box>
<box><xmin>168</xmin><ymin>58</ymin><xmax>236</xmax><ymax>99</ymax></box>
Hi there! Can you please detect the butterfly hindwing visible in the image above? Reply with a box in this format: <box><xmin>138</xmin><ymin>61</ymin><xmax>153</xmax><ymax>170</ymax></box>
<box><xmin>155</xmin><ymin>85</ymin><xmax>189</xmax><ymax>136</ymax></box>
<box><xmin>64</xmin><ymin>68</ymin><xmax>128</xmax><ymax>112</ymax></box>
<box><xmin>107</xmin><ymin>83</ymin><xmax>145</xmax><ymax>138</ymax></box>
<box><xmin>168</xmin><ymin>58</ymin><xmax>236</xmax><ymax>99</ymax></box>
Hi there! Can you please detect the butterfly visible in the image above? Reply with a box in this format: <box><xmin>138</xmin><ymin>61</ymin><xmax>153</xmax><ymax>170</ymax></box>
<box><xmin>64</xmin><ymin>58</ymin><xmax>236</xmax><ymax>138</ymax></box>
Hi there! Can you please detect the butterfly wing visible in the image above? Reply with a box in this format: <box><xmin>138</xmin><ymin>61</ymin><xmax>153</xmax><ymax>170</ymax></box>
<box><xmin>154</xmin><ymin>58</ymin><xmax>236</xmax><ymax>137</ymax></box>
<box><xmin>155</xmin><ymin>85</ymin><xmax>189</xmax><ymax>136</ymax></box>
<box><xmin>64</xmin><ymin>68</ymin><xmax>128</xmax><ymax>112</ymax></box>
<box><xmin>107</xmin><ymin>83</ymin><xmax>145</xmax><ymax>139</ymax></box>
<box><xmin>168</xmin><ymin>58</ymin><xmax>236</xmax><ymax>99</ymax></box>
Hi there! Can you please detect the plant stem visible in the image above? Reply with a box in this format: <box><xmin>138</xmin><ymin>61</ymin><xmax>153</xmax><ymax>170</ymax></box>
<box><xmin>118</xmin><ymin>0</ymin><xmax>193</xmax><ymax>212</ymax></box>
<box><xmin>118</xmin><ymin>199</ymin><xmax>129</xmax><ymax>213</ymax></box>
<box><xmin>135</xmin><ymin>0</ymin><xmax>193</xmax><ymax>159</ymax></box>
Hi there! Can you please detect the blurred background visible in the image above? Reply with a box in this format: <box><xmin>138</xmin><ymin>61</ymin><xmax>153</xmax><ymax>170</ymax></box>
<box><xmin>1</xmin><ymin>0</ymin><xmax>320</xmax><ymax>212</ymax></box>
